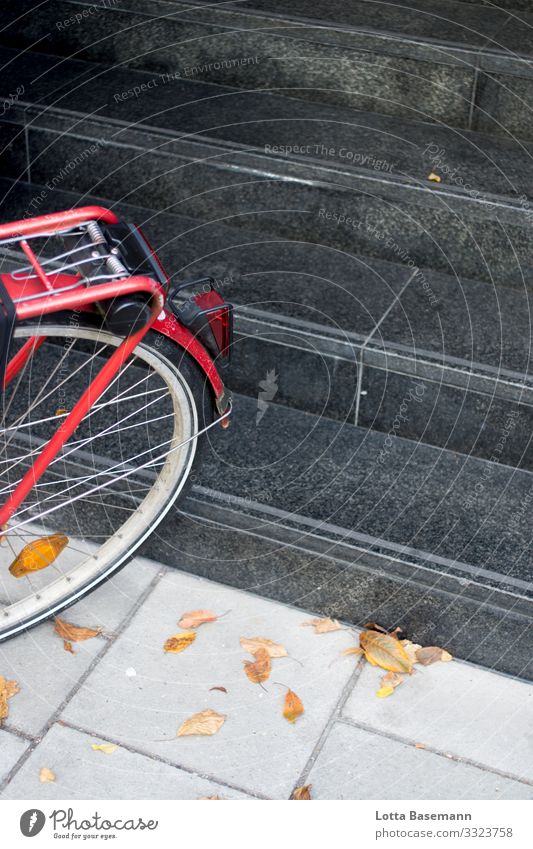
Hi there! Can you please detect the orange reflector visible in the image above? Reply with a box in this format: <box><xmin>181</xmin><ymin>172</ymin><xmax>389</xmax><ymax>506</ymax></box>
<box><xmin>9</xmin><ymin>534</ymin><xmax>69</xmax><ymax>578</ymax></box>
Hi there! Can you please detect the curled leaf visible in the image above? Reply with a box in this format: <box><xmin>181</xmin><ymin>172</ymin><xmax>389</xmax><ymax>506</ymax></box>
<box><xmin>10</xmin><ymin>534</ymin><xmax>68</xmax><ymax>577</ymax></box>
<box><xmin>177</xmin><ymin>709</ymin><xmax>225</xmax><ymax>737</ymax></box>
<box><xmin>63</xmin><ymin>641</ymin><xmax>75</xmax><ymax>654</ymax></box>
<box><xmin>163</xmin><ymin>631</ymin><xmax>196</xmax><ymax>654</ymax></box>
<box><xmin>382</xmin><ymin>671</ymin><xmax>404</xmax><ymax>689</ymax></box>
<box><xmin>243</xmin><ymin>648</ymin><xmax>271</xmax><ymax>684</ymax></box>
<box><xmin>0</xmin><ymin>675</ymin><xmax>19</xmax><ymax>722</ymax></box>
<box><xmin>415</xmin><ymin>646</ymin><xmax>453</xmax><ymax>666</ymax></box>
<box><xmin>178</xmin><ymin>610</ymin><xmax>217</xmax><ymax>629</ymax></box>
<box><xmin>302</xmin><ymin>617</ymin><xmax>342</xmax><ymax>634</ymax></box>
<box><xmin>91</xmin><ymin>743</ymin><xmax>118</xmax><ymax>754</ymax></box>
<box><xmin>359</xmin><ymin>630</ymin><xmax>413</xmax><ymax>673</ymax></box>
<box><xmin>209</xmin><ymin>686</ymin><xmax>227</xmax><ymax>694</ymax></box>
<box><xmin>283</xmin><ymin>688</ymin><xmax>304</xmax><ymax>723</ymax></box>
<box><xmin>428</xmin><ymin>172</ymin><xmax>441</xmax><ymax>183</ymax></box>
<box><xmin>240</xmin><ymin>636</ymin><xmax>287</xmax><ymax>658</ymax></box>
<box><xmin>54</xmin><ymin>618</ymin><xmax>101</xmax><ymax>643</ymax></box>
<box><xmin>400</xmin><ymin>640</ymin><xmax>422</xmax><ymax>664</ymax></box>
<box><xmin>291</xmin><ymin>785</ymin><xmax>312</xmax><ymax>799</ymax></box>
<box><xmin>39</xmin><ymin>767</ymin><xmax>56</xmax><ymax>783</ymax></box>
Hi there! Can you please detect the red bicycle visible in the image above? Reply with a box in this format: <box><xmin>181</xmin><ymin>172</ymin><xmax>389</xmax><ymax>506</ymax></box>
<box><xmin>0</xmin><ymin>205</ymin><xmax>232</xmax><ymax>640</ymax></box>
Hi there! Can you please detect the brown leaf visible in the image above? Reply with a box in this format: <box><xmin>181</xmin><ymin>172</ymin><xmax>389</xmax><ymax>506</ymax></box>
<box><xmin>178</xmin><ymin>610</ymin><xmax>217</xmax><ymax>629</ymax></box>
<box><xmin>54</xmin><ymin>618</ymin><xmax>101</xmax><ymax>644</ymax></box>
<box><xmin>291</xmin><ymin>785</ymin><xmax>312</xmax><ymax>800</ymax></box>
<box><xmin>342</xmin><ymin>647</ymin><xmax>363</xmax><ymax>657</ymax></box>
<box><xmin>283</xmin><ymin>688</ymin><xmax>304</xmax><ymax>723</ymax></box>
<box><xmin>415</xmin><ymin>646</ymin><xmax>453</xmax><ymax>666</ymax></box>
<box><xmin>415</xmin><ymin>742</ymin><xmax>426</xmax><ymax>749</ymax></box>
<box><xmin>91</xmin><ymin>743</ymin><xmax>118</xmax><ymax>754</ymax></box>
<box><xmin>177</xmin><ymin>709</ymin><xmax>225</xmax><ymax>738</ymax></box>
<box><xmin>243</xmin><ymin>648</ymin><xmax>271</xmax><ymax>684</ymax></box>
<box><xmin>302</xmin><ymin>617</ymin><xmax>342</xmax><ymax>634</ymax></box>
<box><xmin>240</xmin><ymin>636</ymin><xmax>287</xmax><ymax>658</ymax></box>
<box><xmin>209</xmin><ymin>686</ymin><xmax>228</xmax><ymax>694</ymax></box>
<box><xmin>0</xmin><ymin>676</ymin><xmax>19</xmax><ymax>722</ymax></box>
<box><xmin>163</xmin><ymin>631</ymin><xmax>196</xmax><ymax>654</ymax></box>
<box><xmin>359</xmin><ymin>630</ymin><xmax>413</xmax><ymax>673</ymax></box>
<box><xmin>198</xmin><ymin>795</ymin><xmax>222</xmax><ymax>800</ymax></box>
<box><xmin>39</xmin><ymin>767</ymin><xmax>56</xmax><ymax>783</ymax></box>
<box><xmin>9</xmin><ymin>534</ymin><xmax>69</xmax><ymax>577</ymax></box>
<box><xmin>63</xmin><ymin>641</ymin><xmax>75</xmax><ymax>654</ymax></box>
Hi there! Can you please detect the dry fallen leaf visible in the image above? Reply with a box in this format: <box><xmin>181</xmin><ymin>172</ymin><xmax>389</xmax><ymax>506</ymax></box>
<box><xmin>63</xmin><ymin>641</ymin><xmax>75</xmax><ymax>654</ymax></box>
<box><xmin>342</xmin><ymin>647</ymin><xmax>363</xmax><ymax>657</ymax></box>
<box><xmin>302</xmin><ymin>617</ymin><xmax>342</xmax><ymax>634</ymax></box>
<box><xmin>39</xmin><ymin>767</ymin><xmax>56</xmax><ymax>783</ymax></box>
<box><xmin>243</xmin><ymin>648</ymin><xmax>271</xmax><ymax>684</ymax></box>
<box><xmin>177</xmin><ymin>709</ymin><xmax>225</xmax><ymax>738</ymax></box>
<box><xmin>283</xmin><ymin>688</ymin><xmax>304</xmax><ymax>723</ymax></box>
<box><xmin>0</xmin><ymin>676</ymin><xmax>19</xmax><ymax>722</ymax></box>
<box><xmin>415</xmin><ymin>742</ymin><xmax>427</xmax><ymax>749</ymax></box>
<box><xmin>428</xmin><ymin>172</ymin><xmax>441</xmax><ymax>183</ymax></box>
<box><xmin>359</xmin><ymin>630</ymin><xmax>413</xmax><ymax>673</ymax></box>
<box><xmin>416</xmin><ymin>646</ymin><xmax>453</xmax><ymax>666</ymax></box>
<box><xmin>376</xmin><ymin>671</ymin><xmax>404</xmax><ymax>698</ymax></box>
<box><xmin>198</xmin><ymin>795</ymin><xmax>222</xmax><ymax>800</ymax></box>
<box><xmin>163</xmin><ymin>631</ymin><xmax>196</xmax><ymax>654</ymax></box>
<box><xmin>209</xmin><ymin>686</ymin><xmax>228</xmax><ymax>694</ymax></box>
<box><xmin>91</xmin><ymin>743</ymin><xmax>118</xmax><ymax>754</ymax></box>
<box><xmin>400</xmin><ymin>640</ymin><xmax>422</xmax><ymax>664</ymax></box>
<box><xmin>291</xmin><ymin>785</ymin><xmax>312</xmax><ymax>800</ymax></box>
<box><xmin>240</xmin><ymin>636</ymin><xmax>288</xmax><ymax>658</ymax></box>
<box><xmin>54</xmin><ymin>618</ymin><xmax>102</xmax><ymax>644</ymax></box>
<box><xmin>10</xmin><ymin>534</ymin><xmax>69</xmax><ymax>577</ymax></box>
<box><xmin>178</xmin><ymin>610</ymin><xmax>217</xmax><ymax>629</ymax></box>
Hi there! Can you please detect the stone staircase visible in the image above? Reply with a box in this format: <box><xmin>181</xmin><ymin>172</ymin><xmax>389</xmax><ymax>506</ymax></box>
<box><xmin>0</xmin><ymin>0</ymin><xmax>532</xmax><ymax>678</ymax></box>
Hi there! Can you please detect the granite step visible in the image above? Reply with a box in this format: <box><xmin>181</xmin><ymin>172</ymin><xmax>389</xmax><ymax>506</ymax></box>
<box><xmin>2</xmin><ymin>176</ymin><xmax>533</xmax><ymax>472</ymax></box>
<box><xmin>4</xmin><ymin>0</ymin><xmax>533</xmax><ymax>142</ymax></box>
<box><xmin>1</xmin><ymin>45</ymin><xmax>533</xmax><ymax>289</ymax></box>
<box><xmin>162</xmin><ymin>392</ymin><xmax>533</xmax><ymax>681</ymax></box>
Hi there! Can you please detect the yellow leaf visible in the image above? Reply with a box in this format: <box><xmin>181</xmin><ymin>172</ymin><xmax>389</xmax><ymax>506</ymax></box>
<box><xmin>302</xmin><ymin>617</ymin><xmax>342</xmax><ymax>634</ymax></box>
<box><xmin>291</xmin><ymin>785</ymin><xmax>312</xmax><ymax>799</ymax></box>
<box><xmin>177</xmin><ymin>709</ymin><xmax>225</xmax><ymax>737</ymax></box>
<box><xmin>283</xmin><ymin>688</ymin><xmax>304</xmax><ymax>723</ymax></box>
<box><xmin>376</xmin><ymin>686</ymin><xmax>395</xmax><ymax>698</ymax></box>
<box><xmin>359</xmin><ymin>630</ymin><xmax>413</xmax><ymax>673</ymax></box>
<box><xmin>178</xmin><ymin>610</ymin><xmax>217</xmax><ymax>629</ymax></box>
<box><xmin>428</xmin><ymin>172</ymin><xmax>441</xmax><ymax>182</ymax></box>
<box><xmin>39</xmin><ymin>767</ymin><xmax>56</xmax><ymax>783</ymax></box>
<box><xmin>163</xmin><ymin>631</ymin><xmax>196</xmax><ymax>654</ymax></box>
<box><xmin>415</xmin><ymin>646</ymin><xmax>453</xmax><ymax>666</ymax></box>
<box><xmin>54</xmin><ymin>618</ymin><xmax>101</xmax><ymax>643</ymax></box>
<box><xmin>9</xmin><ymin>534</ymin><xmax>69</xmax><ymax>577</ymax></box>
<box><xmin>0</xmin><ymin>675</ymin><xmax>19</xmax><ymax>722</ymax></box>
<box><xmin>91</xmin><ymin>743</ymin><xmax>118</xmax><ymax>754</ymax></box>
<box><xmin>243</xmin><ymin>648</ymin><xmax>271</xmax><ymax>684</ymax></box>
<box><xmin>240</xmin><ymin>636</ymin><xmax>288</xmax><ymax>658</ymax></box>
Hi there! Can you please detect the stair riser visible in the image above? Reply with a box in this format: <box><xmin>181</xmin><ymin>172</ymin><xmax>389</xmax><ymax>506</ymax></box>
<box><xmin>11</xmin><ymin>115</ymin><xmax>533</xmax><ymax>289</ymax></box>
<box><xmin>6</xmin><ymin>0</ymin><xmax>533</xmax><ymax>142</ymax></box>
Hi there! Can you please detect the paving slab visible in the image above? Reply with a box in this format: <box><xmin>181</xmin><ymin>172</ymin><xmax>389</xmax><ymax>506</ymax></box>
<box><xmin>306</xmin><ymin>721</ymin><xmax>533</xmax><ymax>800</ymax></box>
<box><xmin>61</xmin><ymin>569</ymin><xmax>357</xmax><ymax>799</ymax></box>
<box><xmin>342</xmin><ymin>660</ymin><xmax>533</xmax><ymax>783</ymax></box>
<box><xmin>1</xmin><ymin>723</ymin><xmax>252</xmax><ymax>800</ymax></box>
<box><xmin>0</xmin><ymin>730</ymin><xmax>29</xmax><ymax>784</ymax></box>
<box><xmin>0</xmin><ymin>558</ymin><xmax>158</xmax><ymax>738</ymax></box>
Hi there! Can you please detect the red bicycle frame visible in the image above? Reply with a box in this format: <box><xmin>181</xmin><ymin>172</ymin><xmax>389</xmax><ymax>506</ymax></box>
<box><xmin>0</xmin><ymin>205</ymin><xmax>232</xmax><ymax>527</ymax></box>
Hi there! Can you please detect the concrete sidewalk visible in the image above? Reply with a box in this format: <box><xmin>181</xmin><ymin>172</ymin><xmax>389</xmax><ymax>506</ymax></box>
<box><xmin>0</xmin><ymin>557</ymin><xmax>531</xmax><ymax>800</ymax></box>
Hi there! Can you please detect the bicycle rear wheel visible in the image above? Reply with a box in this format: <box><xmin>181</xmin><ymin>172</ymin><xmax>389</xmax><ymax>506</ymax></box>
<box><xmin>0</xmin><ymin>319</ymin><xmax>212</xmax><ymax>640</ymax></box>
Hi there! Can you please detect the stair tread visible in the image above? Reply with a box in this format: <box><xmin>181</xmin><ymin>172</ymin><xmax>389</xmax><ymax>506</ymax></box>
<box><xmin>2</xmin><ymin>177</ymin><xmax>533</xmax><ymax>391</ymax></box>
<box><xmin>197</xmin><ymin>392</ymin><xmax>533</xmax><ymax>595</ymax></box>
<box><xmin>3</xmin><ymin>45</ymin><xmax>533</xmax><ymax>205</ymax></box>
<box><xmin>185</xmin><ymin>0</ymin><xmax>533</xmax><ymax>57</ymax></box>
